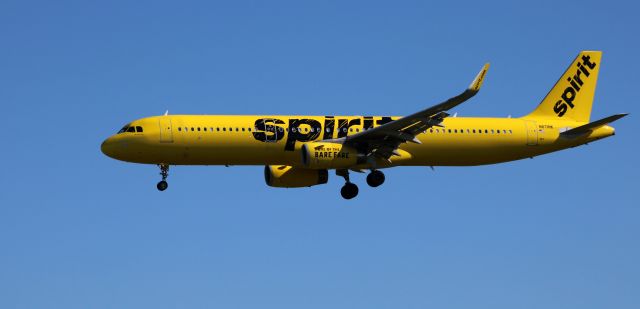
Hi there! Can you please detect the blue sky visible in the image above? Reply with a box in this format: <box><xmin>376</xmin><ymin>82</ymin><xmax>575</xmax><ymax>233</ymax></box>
<box><xmin>1</xmin><ymin>0</ymin><xmax>638</xmax><ymax>308</ymax></box>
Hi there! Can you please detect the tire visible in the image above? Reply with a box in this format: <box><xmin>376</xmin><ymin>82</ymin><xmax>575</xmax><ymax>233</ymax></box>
<box><xmin>157</xmin><ymin>180</ymin><xmax>168</xmax><ymax>191</ymax></box>
<box><xmin>366</xmin><ymin>170</ymin><xmax>385</xmax><ymax>187</ymax></box>
<box><xmin>340</xmin><ymin>182</ymin><xmax>359</xmax><ymax>199</ymax></box>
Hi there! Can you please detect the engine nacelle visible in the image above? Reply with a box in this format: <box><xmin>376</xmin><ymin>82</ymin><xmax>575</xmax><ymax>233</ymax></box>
<box><xmin>264</xmin><ymin>165</ymin><xmax>329</xmax><ymax>188</ymax></box>
<box><xmin>301</xmin><ymin>142</ymin><xmax>361</xmax><ymax>169</ymax></box>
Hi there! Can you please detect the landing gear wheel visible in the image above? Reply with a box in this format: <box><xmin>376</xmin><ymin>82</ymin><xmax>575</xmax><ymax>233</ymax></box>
<box><xmin>366</xmin><ymin>170</ymin><xmax>385</xmax><ymax>187</ymax></box>
<box><xmin>340</xmin><ymin>182</ymin><xmax>359</xmax><ymax>200</ymax></box>
<box><xmin>157</xmin><ymin>164</ymin><xmax>170</xmax><ymax>191</ymax></box>
<box><xmin>157</xmin><ymin>180</ymin><xmax>168</xmax><ymax>191</ymax></box>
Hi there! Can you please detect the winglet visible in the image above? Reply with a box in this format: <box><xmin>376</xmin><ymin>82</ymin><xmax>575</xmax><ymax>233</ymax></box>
<box><xmin>468</xmin><ymin>63</ymin><xmax>490</xmax><ymax>92</ymax></box>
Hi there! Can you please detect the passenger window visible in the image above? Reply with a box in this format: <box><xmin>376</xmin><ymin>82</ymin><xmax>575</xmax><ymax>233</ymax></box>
<box><xmin>204</xmin><ymin>127</ymin><xmax>207</xmax><ymax>131</ymax></box>
<box><xmin>509</xmin><ymin>130</ymin><xmax>513</xmax><ymax>134</ymax></box>
<box><xmin>491</xmin><ymin>129</ymin><xmax>494</xmax><ymax>134</ymax></box>
<box><xmin>235</xmin><ymin>128</ymin><xmax>238</xmax><ymax>131</ymax></box>
<box><xmin>191</xmin><ymin>127</ymin><xmax>194</xmax><ymax>131</ymax></box>
<box><xmin>496</xmin><ymin>129</ymin><xmax>500</xmax><ymax>134</ymax></box>
<box><xmin>197</xmin><ymin>127</ymin><xmax>201</xmax><ymax>131</ymax></box>
<box><xmin>223</xmin><ymin>128</ymin><xmax>226</xmax><ymax>131</ymax></box>
<box><xmin>242</xmin><ymin>128</ymin><xmax>245</xmax><ymax>132</ymax></box>
<box><xmin>472</xmin><ymin>129</ymin><xmax>476</xmax><ymax>133</ymax></box>
<box><xmin>217</xmin><ymin>128</ymin><xmax>220</xmax><ymax>131</ymax></box>
<box><xmin>448</xmin><ymin>129</ymin><xmax>451</xmax><ymax>133</ymax></box>
<box><xmin>178</xmin><ymin>127</ymin><xmax>182</xmax><ymax>131</ymax></box>
<box><xmin>248</xmin><ymin>128</ymin><xmax>252</xmax><ymax>132</ymax></box>
<box><xmin>485</xmin><ymin>129</ymin><xmax>488</xmax><ymax>133</ymax></box>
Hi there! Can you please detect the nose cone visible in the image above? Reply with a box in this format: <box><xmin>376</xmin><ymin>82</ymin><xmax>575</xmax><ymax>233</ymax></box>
<box><xmin>101</xmin><ymin>136</ymin><xmax>118</xmax><ymax>159</ymax></box>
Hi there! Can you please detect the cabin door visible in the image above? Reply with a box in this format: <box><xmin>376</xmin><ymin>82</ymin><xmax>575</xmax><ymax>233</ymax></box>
<box><xmin>159</xmin><ymin>117</ymin><xmax>174</xmax><ymax>143</ymax></box>
<box><xmin>525</xmin><ymin>120</ymin><xmax>538</xmax><ymax>146</ymax></box>
<box><xmin>263</xmin><ymin>118</ymin><xmax>280</xmax><ymax>142</ymax></box>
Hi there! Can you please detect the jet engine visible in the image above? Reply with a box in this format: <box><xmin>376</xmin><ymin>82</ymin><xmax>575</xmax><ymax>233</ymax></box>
<box><xmin>264</xmin><ymin>165</ymin><xmax>329</xmax><ymax>188</ymax></box>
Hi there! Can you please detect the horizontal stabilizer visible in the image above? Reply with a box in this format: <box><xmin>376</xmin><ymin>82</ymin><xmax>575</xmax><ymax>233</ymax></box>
<box><xmin>560</xmin><ymin>113</ymin><xmax>628</xmax><ymax>137</ymax></box>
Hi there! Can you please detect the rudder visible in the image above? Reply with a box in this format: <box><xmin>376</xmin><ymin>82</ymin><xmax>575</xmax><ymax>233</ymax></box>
<box><xmin>525</xmin><ymin>51</ymin><xmax>601</xmax><ymax>123</ymax></box>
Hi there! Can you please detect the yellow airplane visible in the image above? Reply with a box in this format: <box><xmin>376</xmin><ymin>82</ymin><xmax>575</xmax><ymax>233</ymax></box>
<box><xmin>101</xmin><ymin>51</ymin><xmax>626</xmax><ymax>199</ymax></box>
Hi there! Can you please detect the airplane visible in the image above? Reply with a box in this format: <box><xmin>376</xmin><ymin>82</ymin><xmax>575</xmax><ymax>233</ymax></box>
<box><xmin>101</xmin><ymin>51</ymin><xmax>627</xmax><ymax>199</ymax></box>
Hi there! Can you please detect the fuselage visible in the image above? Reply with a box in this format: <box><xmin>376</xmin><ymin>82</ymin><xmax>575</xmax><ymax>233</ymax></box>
<box><xmin>99</xmin><ymin>51</ymin><xmax>626</xmax><ymax>199</ymax></box>
<box><xmin>101</xmin><ymin>114</ymin><xmax>615</xmax><ymax>168</ymax></box>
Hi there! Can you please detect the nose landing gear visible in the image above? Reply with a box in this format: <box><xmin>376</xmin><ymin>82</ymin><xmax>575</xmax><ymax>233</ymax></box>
<box><xmin>157</xmin><ymin>164</ymin><xmax>169</xmax><ymax>191</ymax></box>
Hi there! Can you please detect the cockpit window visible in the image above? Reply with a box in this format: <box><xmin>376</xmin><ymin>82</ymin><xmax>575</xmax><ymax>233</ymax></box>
<box><xmin>117</xmin><ymin>126</ymin><xmax>129</xmax><ymax>134</ymax></box>
<box><xmin>127</xmin><ymin>127</ymin><xmax>136</xmax><ymax>133</ymax></box>
<box><xmin>135</xmin><ymin>126</ymin><xmax>143</xmax><ymax>133</ymax></box>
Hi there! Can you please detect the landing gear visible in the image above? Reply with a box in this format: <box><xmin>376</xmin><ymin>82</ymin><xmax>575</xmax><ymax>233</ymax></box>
<box><xmin>157</xmin><ymin>180</ymin><xmax>168</xmax><ymax>191</ymax></box>
<box><xmin>337</xmin><ymin>169</ymin><xmax>359</xmax><ymax>200</ymax></box>
<box><xmin>157</xmin><ymin>164</ymin><xmax>169</xmax><ymax>191</ymax></box>
<box><xmin>341</xmin><ymin>182</ymin><xmax>359</xmax><ymax>199</ymax></box>
<box><xmin>366</xmin><ymin>170</ymin><xmax>385</xmax><ymax>187</ymax></box>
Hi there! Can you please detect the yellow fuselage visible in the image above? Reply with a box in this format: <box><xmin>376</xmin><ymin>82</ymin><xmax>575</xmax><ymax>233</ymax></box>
<box><xmin>101</xmin><ymin>114</ymin><xmax>614</xmax><ymax>168</ymax></box>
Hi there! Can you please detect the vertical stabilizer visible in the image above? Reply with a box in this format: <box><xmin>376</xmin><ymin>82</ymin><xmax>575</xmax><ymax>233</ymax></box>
<box><xmin>525</xmin><ymin>51</ymin><xmax>601</xmax><ymax>122</ymax></box>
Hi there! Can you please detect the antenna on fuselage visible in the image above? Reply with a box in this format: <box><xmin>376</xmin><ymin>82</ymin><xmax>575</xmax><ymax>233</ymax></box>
<box><xmin>164</xmin><ymin>110</ymin><xmax>169</xmax><ymax>116</ymax></box>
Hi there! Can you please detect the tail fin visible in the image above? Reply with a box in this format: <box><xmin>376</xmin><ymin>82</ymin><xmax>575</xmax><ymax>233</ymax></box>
<box><xmin>525</xmin><ymin>51</ymin><xmax>602</xmax><ymax>122</ymax></box>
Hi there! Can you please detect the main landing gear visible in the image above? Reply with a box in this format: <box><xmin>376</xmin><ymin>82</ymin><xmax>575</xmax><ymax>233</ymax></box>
<box><xmin>157</xmin><ymin>164</ymin><xmax>169</xmax><ymax>191</ymax></box>
<box><xmin>337</xmin><ymin>169</ymin><xmax>386</xmax><ymax>200</ymax></box>
<box><xmin>366</xmin><ymin>170</ymin><xmax>385</xmax><ymax>187</ymax></box>
<box><xmin>337</xmin><ymin>169</ymin><xmax>358</xmax><ymax>199</ymax></box>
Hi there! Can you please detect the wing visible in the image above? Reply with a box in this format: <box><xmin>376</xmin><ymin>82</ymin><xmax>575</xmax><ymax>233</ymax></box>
<box><xmin>327</xmin><ymin>63</ymin><xmax>490</xmax><ymax>161</ymax></box>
